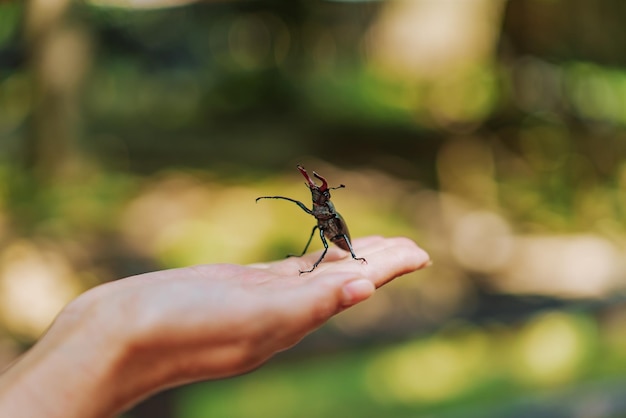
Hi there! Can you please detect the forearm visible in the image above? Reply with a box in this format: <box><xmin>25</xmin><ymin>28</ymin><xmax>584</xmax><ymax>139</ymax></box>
<box><xmin>0</xmin><ymin>294</ymin><xmax>131</xmax><ymax>418</ymax></box>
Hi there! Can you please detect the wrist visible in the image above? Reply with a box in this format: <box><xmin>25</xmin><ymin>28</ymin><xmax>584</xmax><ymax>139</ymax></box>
<box><xmin>60</xmin><ymin>280</ymin><xmax>193</xmax><ymax>412</ymax></box>
<box><xmin>0</xmin><ymin>286</ymin><xmax>131</xmax><ymax>418</ymax></box>
<box><xmin>54</xmin><ymin>282</ymin><xmax>168</xmax><ymax>415</ymax></box>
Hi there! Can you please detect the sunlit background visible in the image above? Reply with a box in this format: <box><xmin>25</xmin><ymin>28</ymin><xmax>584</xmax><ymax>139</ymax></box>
<box><xmin>2</xmin><ymin>0</ymin><xmax>626</xmax><ymax>416</ymax></box>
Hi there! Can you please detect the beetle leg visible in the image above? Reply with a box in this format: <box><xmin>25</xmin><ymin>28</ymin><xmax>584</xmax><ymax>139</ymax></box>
<box><xmin>299</xmin><ymin>227</ymin><xmax>328</xmax><ymax>274</ymax></box>
<box><xmin>255</xmin><ymin>196</ymin><xmax>313</xmax><ymax>215</ymax></box>
<box><xmin>289</xmin><ymin>225</ymin><xmax>318</xmax><ymax>257</ymax></box>
<box><xmin>341</xmin><ymin>234</ymin><xmax>367</xmax><ymax>264</ymax></box>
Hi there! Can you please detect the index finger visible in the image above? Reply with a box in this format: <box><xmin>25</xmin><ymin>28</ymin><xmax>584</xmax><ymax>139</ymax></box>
<box><xmin>309</xmin><ymin>236</ymin><xmax>430</xmax><ymax>288</ymax></box>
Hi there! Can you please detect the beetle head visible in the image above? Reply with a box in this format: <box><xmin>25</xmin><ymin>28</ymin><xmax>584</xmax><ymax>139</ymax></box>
<box><xmin>297</xmin><ymin>165</ymin><xmax>344</xmax><ymax>203</ymax></box>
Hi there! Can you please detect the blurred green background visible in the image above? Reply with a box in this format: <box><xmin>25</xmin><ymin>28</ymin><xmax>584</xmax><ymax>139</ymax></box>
<box><xmin>3</xmin><ymin>0</ymin><xmax>626</xmax><ymax>416</ymax></box>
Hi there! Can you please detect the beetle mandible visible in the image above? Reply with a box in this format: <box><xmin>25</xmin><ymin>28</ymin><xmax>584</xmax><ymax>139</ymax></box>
<box><xmin>256</xmin><ymin>165</ymin><xmax>367</xmax><ymax>274</ymax></box>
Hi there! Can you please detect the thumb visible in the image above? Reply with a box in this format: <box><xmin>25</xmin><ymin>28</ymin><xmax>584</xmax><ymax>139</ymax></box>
<box><xmin>340</xmin><ymin>279</ymin><xmax>376</xmax><ymax>307</ymax></box>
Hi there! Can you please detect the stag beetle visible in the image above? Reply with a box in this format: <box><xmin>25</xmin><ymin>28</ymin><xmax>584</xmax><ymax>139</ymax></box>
<box><xmin>256</xmin><ymin>165</ymin><xmax>367</xmax><ymax>274</ymax></box>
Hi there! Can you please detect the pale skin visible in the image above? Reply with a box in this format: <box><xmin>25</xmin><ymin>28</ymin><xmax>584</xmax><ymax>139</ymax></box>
<box><xmin>0</xmin><ymin>236</ymin><xmax>430</xmax><ymax>418</ymax></box>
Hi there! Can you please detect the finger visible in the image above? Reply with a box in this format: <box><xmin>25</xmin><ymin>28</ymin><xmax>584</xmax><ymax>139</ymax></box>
<box><xmin>308</xmin><ymin>236</ymin><xmax>430</xmax><ymax>288</ymax></box>
<box><xmin>248</xmin><ymin>246</ymin><xmax>347</xmax><ymax>275</ymax></box>
<box><xmin>290</xmin><ymin>236</ymin><xmax>389</xmax><ymax>276</ymax></box>
<box><xmin>249</xmin><ymin>236</ymin><xmax>428</xmax><ymax>282</ymax></box>
<box><xmin>253</xmin><ymin>237</ymin><xmax>429</xmax><ymax>350</ymax></box>
<box><xmin>363</xmin><ymin>236</ymin><xmax>430</xmax><ymax>287</ymax></box>
<box><xmin>285</xmin><ymin>236</ymin><xmax>428</xmax><ymax>321</ymax></box>
<box><xmin>253</xmin><ymin>271</ymin><xmax>359</xmax><ymax>352</ymax></box>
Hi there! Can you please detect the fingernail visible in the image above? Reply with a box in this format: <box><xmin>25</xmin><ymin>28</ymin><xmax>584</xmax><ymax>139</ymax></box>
<box><xmin>341</xmin><ymin>279</ymin><xmax>375</xmax><ymax>306</ymax></box>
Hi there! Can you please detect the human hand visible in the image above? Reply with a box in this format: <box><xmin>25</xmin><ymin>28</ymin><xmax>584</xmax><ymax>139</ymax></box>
<box><xmin>0</xmin><ymin>236</ymin><xmax>429</xmax><ymax>418</ymax></box>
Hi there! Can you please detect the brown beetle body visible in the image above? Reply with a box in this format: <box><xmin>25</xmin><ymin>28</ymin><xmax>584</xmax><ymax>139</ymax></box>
<box><xmin>256</xmin><ymin>165</ymin><xmax>366</xmax><ymax>274</ymax></box>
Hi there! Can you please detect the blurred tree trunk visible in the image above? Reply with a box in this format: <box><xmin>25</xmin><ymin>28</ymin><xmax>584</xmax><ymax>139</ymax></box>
<box><xmin>23</xmin><ymin>0</ymin><xmax>91</xmax><ymax>181</ymax></box>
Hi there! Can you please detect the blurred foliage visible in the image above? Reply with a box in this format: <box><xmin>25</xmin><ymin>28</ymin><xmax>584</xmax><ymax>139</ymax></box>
<box><xmin>176</xmin><ymin>309</ymin><xmax>626</xmax><ymax>418</ymax></box>
<box><xmin>3</xmin><ymin>0</ymin><xmax>626</xmax><ymax>417</ymax></box>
